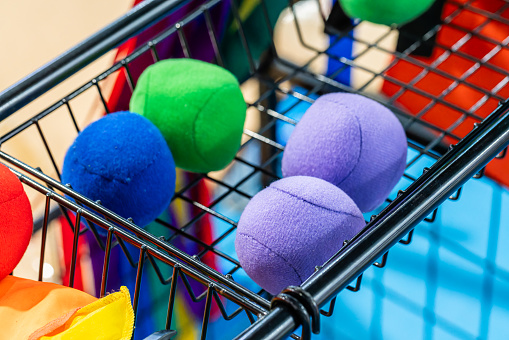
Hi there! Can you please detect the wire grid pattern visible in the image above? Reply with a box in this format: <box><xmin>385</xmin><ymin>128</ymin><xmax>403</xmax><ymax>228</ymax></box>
<box><xmin>0</xmin><ymin>0</ymin><xmax>508</xmax><ymax>339</ymax></box>
<box><xmin>327</xmin><ymin>176</ymin><xmax>509</xmax><ymax>340</ymax></box>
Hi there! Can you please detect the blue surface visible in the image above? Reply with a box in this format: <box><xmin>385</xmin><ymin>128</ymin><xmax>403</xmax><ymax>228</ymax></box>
<box><xmin>275</xmin><ymin>87</ymin><xmax>319</xmax><ymax>147</ymax></box>
<box><xmin>208</xmin><ymin>92</ymin><xmax>509</xmax><ymax>338</ymax></box>
<box><xmin>326</xmin><ymin>0</ymin><xmax>353</xmax><ymax>85</ymax></box>
<box><xmin>326</xmin><ymin>36</ymin><xmax>353</xmax><ymax>85</ymax></box>
<box><xmin>315</xmin><ymin>172</ymin><xmax>509</xmax><ymax>340</ymax></box>
<box><xmin>227</xmin><ymin>156</ymin><xmax>508</xmax><ymax>339</ymax></box>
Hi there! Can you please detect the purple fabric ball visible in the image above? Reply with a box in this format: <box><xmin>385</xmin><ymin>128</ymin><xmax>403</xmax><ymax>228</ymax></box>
<box><xmin>235</xmin><ymin>176</ymin><xmax>365</xmax><ymax>295</ymax></box>
<box><xmin>281</xmin><ymin>93</ymin><xmax>407</xmax><ymax>212</ymax></box>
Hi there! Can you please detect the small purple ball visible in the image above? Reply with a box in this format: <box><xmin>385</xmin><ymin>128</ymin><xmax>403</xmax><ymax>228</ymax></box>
<box><xmin>281</xmin><ymin>93</ymin><xmax>407</xmax><ymax>212</ymax></box>
<box><xmin>235</xmin><ymin>176</ymin><xmax>365</xmax><ymax>295</ymax></box>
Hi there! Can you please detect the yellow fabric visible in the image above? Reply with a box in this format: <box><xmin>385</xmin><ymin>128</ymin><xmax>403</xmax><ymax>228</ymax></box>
<box><xmin>34</xmin><ymin>286</ymin><xmax>134</xmax><ymax>340</ymax></box>
<box><xmin>174</xmin><ymin>294</ymin><xmax>199</xmax><ymax>340</ymax></box>
<box><xmin>0</xmin><ymin>276</ymin><xmax>97</xmax><ymax>340</ymax></box>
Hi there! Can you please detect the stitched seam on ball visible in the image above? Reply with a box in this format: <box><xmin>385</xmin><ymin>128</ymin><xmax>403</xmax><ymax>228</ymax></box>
<box><xmin>335</xmin><ymin>113</ymin><xmax>363</xmax><ymax>187</ymax></box>
<box><xmin>192</xmin><ymin>84</ymin><xmax>238</xmax><ymax>169</ymax></box>
<box><xmin>0</xmin><ymin>190</ymin><xmax>24</xmax><ymax>205</ymax></box>
<box><xmin>74</xmin><ymin>149</ymin><xmax>162</xmax><ymax>184</ymax></box>
<box><xmin>237</xmin><ymin>232</ymin><xmax>304</xmax><ymax>283</ymax></box>
<box><xmin>190</xmin><ymin>89</ymin><xmax>218</xmax><ymax>169</ymax></box>
<box><xmin>269</xmin><ymin>186</ymin><xmax>365</xmax><ymax>221</ymax></box>
<box><xmin>313</xmin><ymin>97</ymin><xmax>361</xmax><ymax>183</ymax></box>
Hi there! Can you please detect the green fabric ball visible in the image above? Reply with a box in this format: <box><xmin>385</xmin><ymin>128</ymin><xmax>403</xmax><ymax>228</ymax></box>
<box><xmin>130</xmin><ymin>59</ymin><xmax>246</xmax><ymax>173</ymax></box>
<box><xmin>340</xmin><ymin>0</ymin><xmax>435</xmax><ymax>26</ymax></box>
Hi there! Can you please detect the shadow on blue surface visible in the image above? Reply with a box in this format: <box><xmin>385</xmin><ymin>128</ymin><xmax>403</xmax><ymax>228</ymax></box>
<box><xmin>207</xmin><ymin>88</ymin><xmax>509</xmax><ymax>340</ymax></box>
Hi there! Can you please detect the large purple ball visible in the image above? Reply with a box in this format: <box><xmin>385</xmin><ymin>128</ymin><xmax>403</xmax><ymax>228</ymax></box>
<box><xmin>281</xmin><ymin>93</ymin><xmax>407</xmax><ymax>212</ymax></box>
<box><xmin>235</xmin><ymin>176</ymin><xmax>365</xmax><ymax>295</ymax></box>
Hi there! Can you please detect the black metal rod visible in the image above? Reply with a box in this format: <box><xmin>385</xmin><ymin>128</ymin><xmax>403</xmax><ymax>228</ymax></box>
<box><xmin>133</xmin><ymin>246</ymin><xmax>147</xmax><ymax>320</ymax></box>
<box><xmin>165</xmin><ymin>265</ymin><xmax>180</xmax><ymax>330</ymax></box>
<box><xmin>0</xmin><ymin>0</ymin><xmax>188</xmax><ymax>121</ymax></box>
<box><xmin>68</xmin><ymin>211</ymin><xmax>82</xmax><ymax>288</ymax></box>
<box><xmin>38</xmin><ymin>195</ymin><xmax>51</xmax><ymax>282</ymax></box>
<box><xmin>235</xmin><ymin>101</ymin><xmax>509</xmax><ymax>339</ymax></box>
<box><xmin>2</xmin><ymin>158</ymin><xmax>269</xmax><ymax>317</ymax></box>
<box><xmin>0</xmin><ymin>149</ymin><xmax>270</xmax><ymax>312</ymax></box>
<box><xmin>200</xmin><ymin>285</ymin><xmax>214</xmax><ymax>340</ymax></box>
<box><xmin>100</xmin><ymin>228</ymin><xmax>115</xmax><ymax>298</ymax></box>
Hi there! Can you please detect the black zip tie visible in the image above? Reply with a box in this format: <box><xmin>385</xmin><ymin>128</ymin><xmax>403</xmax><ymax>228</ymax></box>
<box><xmin>271</xmin><ymin>293</ymin><xmax>312</xmax><ymax>340</ymax></box>
<box><xmin>281</xmin><ymin>286</ymin><xmax>321</xmax><ymax>335</ymax></box>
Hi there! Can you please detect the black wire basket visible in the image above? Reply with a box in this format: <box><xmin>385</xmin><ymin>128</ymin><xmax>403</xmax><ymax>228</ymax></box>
<box><xmin>1</xmin><ymin>0</ymin><xmax>508</xmax><ymax>339</ymax></box>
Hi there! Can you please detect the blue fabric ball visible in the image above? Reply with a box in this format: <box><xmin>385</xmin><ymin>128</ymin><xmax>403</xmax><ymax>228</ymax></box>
<box><xmin>62</xmin><ymin>111</ymin><xmax>176</xmax><ymax>229</ymax></box>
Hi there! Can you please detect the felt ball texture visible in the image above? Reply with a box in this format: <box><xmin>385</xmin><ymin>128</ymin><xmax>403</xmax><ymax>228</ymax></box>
<box><xmin>0</xmin><ymin>163</ymin><xmax>33</xmax><ymax>281</ymax></box>
<box><xmin>61</xmin><ymin>112</ymin><xmax>176</xmax><ymax>229</ymax></box>
<box><xmin>235</xmin><ymin>176</ymin><xmax>365</xmax><ymax>295</ymax></box>
<box><xmin>340</xmin><ymin>0</ymin><xmax>435</xmax><ymax>26</ymax></box>
<box><xmin>130</xmin><ymin>58</ymin><xmax>246</xmax><ymax>173</ymax></box>
<box><xmin>282</xmin><ymin>93</ymin><xmax>407</xmax><ymax>213</ymax></box>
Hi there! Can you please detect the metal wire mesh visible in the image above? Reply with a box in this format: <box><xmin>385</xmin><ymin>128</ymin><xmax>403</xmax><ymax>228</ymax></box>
<box><xmin>0</xmin><ymin>0</ymin><xmax>508</xmax><ymax>339</ymax></box>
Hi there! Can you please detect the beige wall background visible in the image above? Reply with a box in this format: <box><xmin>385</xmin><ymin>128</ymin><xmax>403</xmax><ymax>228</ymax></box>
<box><xmin>1</xmin><ymin>0</ymin><xmax>132</xmax><ymax>283</ymax></box>
<box><xmin>0</xmin><ymin>0</ymin><xmax>132</xmax><ymax>92</ymax></box>
<box><xmin>3</xmin><ymin>0</ymin><xmax>392</xmax><ymax>284</ymax></box>
<box><xmin>1</xmin><ymin>0</ymin><xmax>132</xmax><ymax>211</ymax></box>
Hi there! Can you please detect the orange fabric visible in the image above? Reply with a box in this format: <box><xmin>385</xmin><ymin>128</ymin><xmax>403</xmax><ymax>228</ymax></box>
<box><xmin>29</xmin><ymin>286</ymin><xmax>134</xmax><ymax>340</ymax></box>
<box><xmin>0</xmin><ymin>276</ymin><xmax>96</xmax><ymax>340</ymax></box>
<box><xmin>381</xmin><ymin>0</ymin><xmax>509</xmax><ymax>187</ymax></box>
<box><xmin>28</xmin><ymin>309</ymin><xmax>79</xmax><ymax>340</ymax></box>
